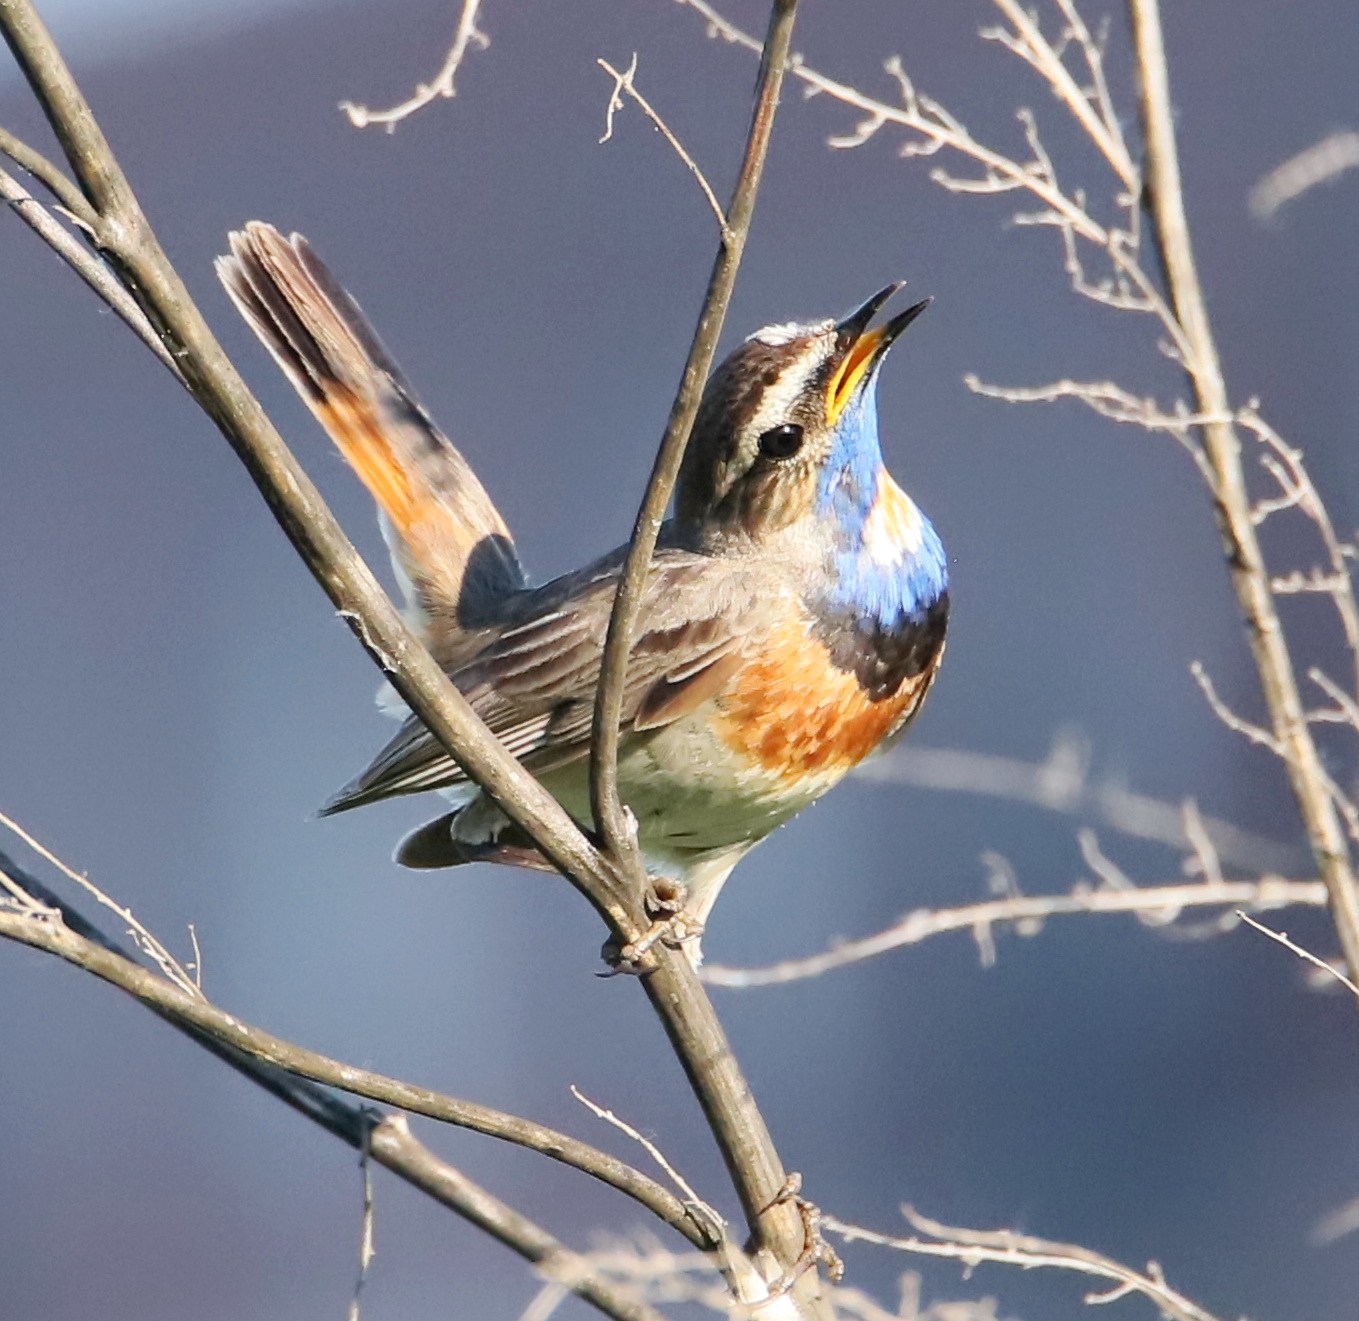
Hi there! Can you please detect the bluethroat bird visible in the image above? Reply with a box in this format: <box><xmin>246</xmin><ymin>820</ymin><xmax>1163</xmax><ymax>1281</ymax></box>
<box><xmin>218</xmin><ymin>223</ymin><xmax>948</xmax><ymax>964</ymax></box>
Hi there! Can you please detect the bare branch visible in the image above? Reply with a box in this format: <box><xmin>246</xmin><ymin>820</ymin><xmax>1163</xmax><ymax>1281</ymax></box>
<box><xmin>1313</xmin><ymin>1198</ymin><xmax>1359</xmax><ymax>1247</ymax></box>
<box><xmin>1250</xmin><ymin>129</ymin><xmax>1359</xmax><ymax>220</ymax></box>
<box><xmin>0</xmin><ymin>0</ymin><xmax>834</xmax><ymax>1293</ymax></box>
<box><xmin>571</xmin><ymin>1085</ymin><xmax>715</xmax><ymax>1215</ymax></box>
<box><xmin>584</xmin><ymin>4</ymin><xmax>830</xmax><ymax>1284</ymax></box>
<box><xmin>986</xmin><ymin>0</ymin><xmax>1138</xmax><ymax>187</ymax></box>
<box><xmin>597</xmin><ymin>55</ymin><xmax>731</xmax><ymax>240</ymax></box>
<box><xmin>678</xmin><ymin>2</ymin><xmax>1192</xmax><ymax>363</ymax></box>
<box><xmin>589</xmin><ymin>0</ymin><xmax>798</xmax><ymax>864</ymax></box>
<box><xmin>858</xmin><ymin>735</ymin><xmax>1304</xmax><ymax>873</ymax></box>
<box><xmin>369</xmin><ymin>1114</ymin><xmax>674</xmax><ymax>1321</ymax></box>
<box><xmin>0</xmin><ymin>163</ymin><xmax>181</xmax><ymax>378</ymax></box>
<box><xmin>347</xmin><ymin>1135</ymin><xmax>376</xmax><ymax>1321</ymax></box>
<box><xmin>702</xmin><ymin>876</ymin><xmax>1324</xmax><ymax>987</ymax></box>
<box><xmin>1129</xmin><ymin>0</ymin><xmax>1359</xmax><ymax>988</ymax></box>
<box><xmin>0</xmin><ymin>853</ymin><xmax>671</xmax><ymax>1321</ymax></box>
<box><xmin>340</xmin><ymin>0</ymin><xmax>489</xmax><ymax>130</ymax></box>
<box><xmin>0</xmin><ymin>810</ymin><xmax>198</xmax><ymax>994</ymax></box>
<box><xmin>1190</xmin><ymin>662</ymin><xmax>1284</xmax><ymax>756</ymax></box>
<box><xmin>0</xmin><ymin>122</ymin><xmax>95</xmax><ymax>221</ymax></box>
<box><xmin>0</xmin><ymin>0</ymin><xmax>620</xmax><ymax>934</ymax></box>
<box><xmin>1238</xmin><ymin>910</ymin><xmax>1359</xmax><ymax>999</ymax></box>
<box><xmin>825</xmin><ymin>1208</ymin><xmax>1226</xmax><ymax>1321</ymax></box>
<box><xmin>1239</xmin><ymin>406</ymin><xmax>1359</xmax><ymax>688</ymax></box>
<box><xmin>0</xmin><ymin>847</ymin><xmax>711</xmax><ymax>1248</ymax></box>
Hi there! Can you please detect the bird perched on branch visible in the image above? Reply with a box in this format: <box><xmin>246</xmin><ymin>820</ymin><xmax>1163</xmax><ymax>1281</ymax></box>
<box><xmin>218</xmin><ymin>223</ymin><xmax>948</xmax><ymax>965</ymax></box>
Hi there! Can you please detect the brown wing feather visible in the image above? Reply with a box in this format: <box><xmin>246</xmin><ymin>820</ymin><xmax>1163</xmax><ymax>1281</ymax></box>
<box><xmin>320</xmin><ymin>551</ymin><xmax>775</xmax><ymax>814</ymax></box>
<box><xmin>217</xmin><ymin>222</ymin><xmax>523</xmax><ymax>631</ymax></box>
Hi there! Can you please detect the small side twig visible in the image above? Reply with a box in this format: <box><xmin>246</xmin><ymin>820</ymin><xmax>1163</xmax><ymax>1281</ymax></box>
<box><xmin>597</xmin><ymin>54</ymin><xmax>731</xmax><ymax>240</ymax></box>
<box><xmin>0</xmin><ymin>122</ymin><xmax>95</xmax><ymax>221</ymax></box>
<box><xmin>0</xmin><ymin>163</ymin><xmax>181</xmax><ymax>378</ymax></box>
<box><xmin>571</xmin><ymin>1085</ymin><xmax>714</xmax><ymax>1214</ymax></box>
<box><xmin>1237</xmin><ymin>910</ymin><xmax>1359</xmax><ymax>999</ymax></box>
<box><xmin>858</xmin><ymin>734</ymin><xmax>1304</xmax><ymax>873</ymax></box>
<box><xmin>1250</xmin><ymin>130</ymin><xmax>1359</xmax><ymax>220</ymax></box>
<box><xmin>347</xmin><ymin>1131</ymin><xmax>377</xmax><ymax>1321</ymax></box>
<box><xmin>340</xmin><ymin>0</ymin><xmax>489</xmax><ymax>130</ymax></box>
<box><xmin>701</xmin><ymin>877</ymin><xmax>1325</xmax><ymax>987</ymax></box>
<box><xmin>825</xmin><ymin>1208</ymin><xmax>1224</xmax><ymax>1321</ymax></box>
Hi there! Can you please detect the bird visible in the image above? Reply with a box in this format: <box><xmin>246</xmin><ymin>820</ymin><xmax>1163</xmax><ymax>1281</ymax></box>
<box><xmin>217</xmin><ymin>222</ymin><xmax>948</xmax><ymax>965</ymax></box>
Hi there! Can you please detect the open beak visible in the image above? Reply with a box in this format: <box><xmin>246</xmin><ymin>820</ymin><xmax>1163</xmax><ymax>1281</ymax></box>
<box><xmin>826</xmin><ymin>285</ymin><xmax>930</xmax><ymax>424</ymax></box>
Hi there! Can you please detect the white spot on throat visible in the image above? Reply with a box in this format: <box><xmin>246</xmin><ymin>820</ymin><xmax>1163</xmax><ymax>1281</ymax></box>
<box><xmin>862</xmin><ymin>471</ymin><xmax>923</xmax><ymax>565</ymax></box>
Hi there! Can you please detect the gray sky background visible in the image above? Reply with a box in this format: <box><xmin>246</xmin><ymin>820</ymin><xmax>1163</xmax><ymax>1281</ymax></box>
<box><xmin>2</xmin><ymin>1</ymin><xmax>1359</xmax><ymax>1319</ymax></box>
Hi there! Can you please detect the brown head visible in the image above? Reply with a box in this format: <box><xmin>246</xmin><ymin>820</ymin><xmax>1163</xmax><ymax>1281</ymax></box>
<box><xmin>674</xmin><ymin>285</ymin><xmax>929</xmax><ymax>547</ymax></box>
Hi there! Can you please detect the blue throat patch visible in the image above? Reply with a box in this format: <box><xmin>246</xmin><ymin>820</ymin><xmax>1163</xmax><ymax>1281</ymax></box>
<box><xmin>815</xmin><ymin>379</ymin><xmax>948</xmax><ymax>631</ymax></box>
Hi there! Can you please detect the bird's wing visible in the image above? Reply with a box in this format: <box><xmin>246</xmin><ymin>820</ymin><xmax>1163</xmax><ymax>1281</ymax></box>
<box><xmin>320</xmin><ymin>549</ymin><xmax>771</xmax><ymax>814</ymax></box>
<box><xmin>217</xmin><ymin>222</ymin><xmax>524</xmax><ymax>630</ymax></box>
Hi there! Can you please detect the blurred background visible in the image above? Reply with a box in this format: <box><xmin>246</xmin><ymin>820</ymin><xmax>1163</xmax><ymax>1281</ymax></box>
<box><xmin>2</xmin><ymin>0</ymin><xmax>1358</xmax><ymax>1317</ymax></box>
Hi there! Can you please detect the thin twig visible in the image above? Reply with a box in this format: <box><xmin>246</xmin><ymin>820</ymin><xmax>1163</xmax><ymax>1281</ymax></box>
<box><xmin>0</xmin><ymin>809</ymin><xmax>198</xmax><ymax>994</ymax></box>
<box><xmin>584</xmin><ymin>0</ymin><xmax>823</xmax><ymax>1287</ymax></box>
<box><xmin>702</xmin><ymin>877</ymin><xmax>1325</xmax><ymax>987</ymax></box>
<box><xmin>1127</xmin><ymin>0</ymin><xmax>1359</xmax><ymax>987</ymax></box>
<box><xmin>1250</xmin><ymin>130</ymin><xmax>1359</xmax><ymax>220</ymax></box>
<box><xmin>0</xmin><ymin>853</ymin><xmax>668</xmax><ymax>1321</ymax></box>
<box><xmin>571</xmin><ymin>1085</ymin><xmax>715</xmax><ymax>1216</ymax></box>
<box><xmin>0</xmin><ymin>849</ymin><xmax>709</xmax><ymax>1247</ymax></box>
<box><xmin>0</xmin><ymin>163</ymin><xmax>181</xmax><ymax>378</ymax></box>
<box><xmin>597</xmin><ymin>55</ymin><xmax>731</xmax><ymax>240</ymax></box>
<box><xmin>347</xmin><ymin>1131</ymin><xmax>377</xmax><ymax>1321</ymax></box>
<box><xmin>858</xmin><ymin>735</ymin><xmax>1304</xmax><ymax>873</ymax></box>
<box><xmin>588</xmin><ymin>0</ymin><xmax>798</xmax><ymax>864</ymax></box>
<box><xmin>340</xmin><ymin>0</ymin><xmax>489</xmax><ymax>130</ymax></box>
<box><xmin>0</xmin><ymin>122</ymin><xmax>95</xmax><ymax>221</ymax></box>
<box><xmin>1238</xmin><ymin>910</ymin><xmax>1359</xmax><ymax>999</ymax></box>
<box><xmin>825</xmin><ymin>1208</ymin><xmax>1224</xmax><ymax>1321</ymax></box>
<box><xmin>369</xmin><ymin>1114</ymin><xmax>673</xmax><ymax>1321</ymax></box>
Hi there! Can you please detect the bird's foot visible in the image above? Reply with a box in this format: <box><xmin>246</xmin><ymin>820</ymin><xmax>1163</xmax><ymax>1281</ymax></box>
<box><xmin>761</xmin><ymin>1172</ymin><xmax>845</xmax><ymax>1294</ymax></box>
<box><xmin>599</xmin><ymin>878</ymin><xmax>704</xmax><ymax>975</ymax></box>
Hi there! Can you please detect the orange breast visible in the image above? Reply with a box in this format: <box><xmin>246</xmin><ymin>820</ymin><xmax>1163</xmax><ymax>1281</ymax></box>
<box><xmin>716</xmin><ymin>614</ymin><xmax>930</xmax><ymax>783</ymax></box>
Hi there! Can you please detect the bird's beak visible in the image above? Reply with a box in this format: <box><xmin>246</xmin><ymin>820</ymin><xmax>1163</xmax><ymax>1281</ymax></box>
<box><xmin>826</xmin><ymin>285</ymin><xmax>930</xmax><ymax>424</ymax></box>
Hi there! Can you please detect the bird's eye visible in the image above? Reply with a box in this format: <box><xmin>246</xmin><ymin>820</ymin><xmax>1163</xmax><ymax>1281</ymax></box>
<box><xmin>757</xmin><ymin>423</ymin><xmax>804</xmax><ymax>460</ymax></box>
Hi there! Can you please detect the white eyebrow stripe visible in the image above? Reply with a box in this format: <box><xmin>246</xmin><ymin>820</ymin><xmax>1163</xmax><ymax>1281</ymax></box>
<box><xmin>741</xmin><ymin>335</ymin><xmax>832</xmax><ymax>435</ymax></box>
<box><xmin>747</xmin><ymin>318</ymin><xmax>831</xmax><ymax>347</ymax></box>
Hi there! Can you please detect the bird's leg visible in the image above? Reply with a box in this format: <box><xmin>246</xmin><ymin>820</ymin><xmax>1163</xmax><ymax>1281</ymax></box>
<box><xmin>759</xmin><ymin>1172</ymin><xmax>845</xmax><ymax>1294</ymax></box>
<box><xmin>601</xmin><ymin>876</ymin><xmax>705</xmax><ymax>974</ymax></box>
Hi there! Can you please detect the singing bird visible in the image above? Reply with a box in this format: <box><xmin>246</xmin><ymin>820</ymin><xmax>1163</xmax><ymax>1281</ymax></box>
<box><xmin>218</xmin><ymin>223</ymin><xmax>948</xmax><ymax>963</ymax></box>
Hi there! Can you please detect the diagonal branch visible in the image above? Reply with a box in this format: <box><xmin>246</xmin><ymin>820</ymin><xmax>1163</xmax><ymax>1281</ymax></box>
<box><xmin>597</xmin><ymin>54</ymin><xmax>731</xmax><ymax>240</ymax></box>
<box><xmin>0</xmin><ymin>163</ymin><xmax>180</xmax><ymax>377</ymax></box>
<box><xmin>0</xmin><ymin>0</ymin><xmax>831</xmax><ymax>1299</ymax></box>
<box><xmin>0</xmin><ymin>853</ymin><xmax>673</xmax><ymax>1321</ymax></box>
<box><xmin>0</xmin><ymin>122</ymin><xmax>95</xmax><ymax>221</ymax></box>
<box><xmin>1</xmin><ymin>0</ymin><xmax>820</xmax><ymax>1294</ymax></box>
<box><xmin>0</xmin><ymin>847</ymin><xmax>710</xmax><ymax>1248</ymax></box>
<box><xmin>0</xmin><ymin>0</ymin><xmax>622</xmax><ymax>930</ymax></box>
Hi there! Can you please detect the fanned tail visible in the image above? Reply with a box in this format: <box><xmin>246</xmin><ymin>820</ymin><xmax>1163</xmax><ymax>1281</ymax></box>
<box><xmin>216</xmin><ymin>221</ymin><xmax>524</xmax><ymax>632</ymax></box>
